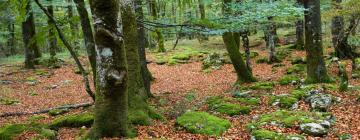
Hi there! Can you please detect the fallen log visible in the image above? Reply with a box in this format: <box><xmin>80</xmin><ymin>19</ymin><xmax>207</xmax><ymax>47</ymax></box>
<box><xmin>0</xmin><ymin>102</ymin><xmax>93</xmax><ymax>117</ymax></box>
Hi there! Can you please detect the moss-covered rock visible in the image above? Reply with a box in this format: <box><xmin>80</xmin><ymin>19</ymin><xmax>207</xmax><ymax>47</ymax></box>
<box><xmin>269</xmin><ymin>95</ymin><xmax>298</xmax><ymax>109</ymax></box>
<box><xmin>247</xmin><ymin>110</ymin><xmax>331</xmax><ymax>130</ymax></box>
<box><xmin>155</xmin><ymin>59</ymin><xmax>167</xmax><ymax>65</ymax></box>
<box><xmin>0</xmin><ymin>124</ymin><xmax>27</xmax><ymax>140</ymax></box>
<box><xmin>251</xmin><ymin>129</ymin><xmax>286</xmax><ymax>140</ymax></box>
<box><xmin>207</xmin><ymin>96</ymin><xmax>251</xmax><ymax>116</ymax></box>
<box><xmin>49</xmin><ymin>113</ymin><xmax>94</xmax><ymax>130</ymax></box>
<box><xmin>202</xmin><ymin>53</ymin><xmax>225</xmax><ymax>70</ymax></box>
<box><xmin>242</xmin><ymin>82</ymin><xmax>275</xmax><ymax>90</ymax></box>
<box><xmin>278</xmin><ymin>75</ymin><xmax>300</xmax><ymax>85</ymax></box>
<box><xmin>167</xmin><ymin>59</ymin><xmax>178</xmax><ymax>66</ymax></box>
<box><xmin>175</xmin><ymin>111</ymin><xmax>231</xmax><ymax>136</ymax></box>
<box><xmin>172</xmin><ymin>53</ymin><xmax>191</xmax><ymax>60</ymax></box>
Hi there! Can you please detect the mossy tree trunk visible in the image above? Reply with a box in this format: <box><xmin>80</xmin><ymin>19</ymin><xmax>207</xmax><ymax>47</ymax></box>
<box><xmin>74</xmin><ymin>0</ymin><xmax>97</xmax><ymax>86</ymax></box>
<box><xmin>266</xmin><ymin>17</ymin><xmax>278</xmax><ymax>63</ymax></box>
<box><xmin>135</xmin><ymin>0</ymin><xmax>153</xmax><ymax>97</ymax></box>
<box><xmin>223</xmin><ymin>32</ymin><xmax>256</xmax><ymax>83</ymax></box>
<box><xmin>86</xmin><ymin>0</ymin><xmax>128</xmax><ymax>138</ymax></box>
<box><xmin>335</xmin><ymin>14</ymin><xmax>359</xmax><ymax>59</ymax></box>
<box><xmin>22</xmin><ymin>1</ymin><xmax>37</xmax><ymax>69</ymax></box>
<box><xmin>331</xmin><ymin>0</ymin><xmax>345</xmax><ymax>57</ymax></box>
<box><xmin>303</xmin><ymin>0</ymin><xmax>330</xmax><ymax>83</ymax></box>
<box><xmin>47</xmin><ymin>1</ymin><xmax>58</xmax><ymax>62</ymax></box>
<box><xmin>149</xmin><ymin>0</ymin><xmax>166</xmax><ymax>52</ymax></box>
<box><xmin>197</xmin><ymin>0</ymin><xmax>208</xmax><ymax>42</ymax></box>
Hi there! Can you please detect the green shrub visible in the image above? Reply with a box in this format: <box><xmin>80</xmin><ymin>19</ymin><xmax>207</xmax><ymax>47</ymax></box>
<box><xmin>175</xmin><ymin>111</ymin><xmax>231</xmax><ymax>136</ymax></box>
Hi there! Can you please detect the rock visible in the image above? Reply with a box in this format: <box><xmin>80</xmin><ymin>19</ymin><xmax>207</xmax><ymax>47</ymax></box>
<box><xmin>25</xmin><ymin>81</ymin><xmax>37</xmax><ymax>86</ymax></box>
<box><xmin>0</xmin><ymin>80</ymin><xmax>12</xmax><ymax>85</ymax></box>
<box><xmin>300</xmin><ymin>123</ymin><xmax>328</xmax><ymax>137</ymax></box>
<box><xmin>306</xmin><ymin>94</ymin><xmax>332</xmax><ymax>111</ymax></box>
<box><xmin>287</xmin><ymin>135</ymin><xmax>307</xmax><ymax>140</ymax></box>
<box><xmin>320</xmin><ymin>120</ymin><xmax>331</xmax><ymax>128</ymax></box>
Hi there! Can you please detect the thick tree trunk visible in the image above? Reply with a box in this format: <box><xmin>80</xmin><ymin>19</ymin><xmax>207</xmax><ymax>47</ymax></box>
<box><xmin>331</xmin><ymin>0</ymin><xmax>345</xmax><ymax>58</ymax></box>
<box><xmin>295</xmin><ymin>20</ymin><xmax>304</xmax><ymax>49</ymax></box>
<box><xmin>223</xmin><ymin>32</ymin><xmax>256</xmax><ymax>84</ymax></box>
<box><xmin>47</xmin><ymin>2</ymin><xmax>57</xmax><ymax>61</ymax></box>
<box><xmin>74</xmin><ymin>0</ymin><xmax>97</xmax><ymax>86</ymax></box>
<box><xmin>87</xmin><ymin>0</ymin><xmax>128</xmax><ymax>138</ymax></box>
<box><xmin>7</xmin><ymin>24</ymin><xmax>16</xmax><ymax>56</ymax></box>
<box><xmin>303</xmin><ymin>0</ymin><xmax>330</xmax><ymax>83</ymax></box>
<box><xmin>22</xmin><ymin>1</ymin><xmax>37</xmax><ymax>69</ymax></box>
<box><xmin>135</xmin><ymin>0</ymin><xmax>153</xmax><ymax>97</ymax></box>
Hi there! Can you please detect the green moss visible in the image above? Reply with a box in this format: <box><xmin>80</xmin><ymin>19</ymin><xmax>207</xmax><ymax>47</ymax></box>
<box><xmin>28</xmin><ymin>115</ymin><xmax>46</xmax><ymax>122</ymax></box>
<box><xmin>278</xmin><ymin>75</ymin><xmax>300</xmax><ymax>85</ymax></box>
<box><xmin>175</xmin><ymin>111</ymin><xmax>231</xmax><ymax>136</ymax></box>
<box><xmin>0</xmin><ymin>98</ymin><xmax>19</xmax><ymax>105</ymax></box>
<box><xmin>251</xmin><ymin>129</ymin><xmax>286</xmax><ymax>140</ymax></box>
<box><xmin>172</xmin><ymin>53</ymin><xmax>191</xmax><ymax>60</ymax></box>
<box><xmin>167</xmin><ymin>59</ymin><xmax>178</xmax><ymax>66</ymax></box>
<box><xmin>38</xmin><ymin>128</ymin><xmax>56</xmax><ymax>140</ymax></box>
<box><xmin>129</xmin><ymin>110</ymin><xmax>151</xmax><ymax>125</ymax></box>
<box><xmin>287</xmin><ymin>64</ymin><xmax>306</xmax><ymax>74</ymax></box>
<box><xmin>213</xmin><ymin>103</ymin><xmax>251</xmax><ymax>116</ymax></box>
<box><xmin>48</xmin><ymin>109</ymin><xmax>69</xmax><ymax>116</ymax></box>
<box><xmin>242</xmin><ymin>82</ymin><xmax>275</xmax><ymax>90</ymax></box>
<box><xmin>269</xmin><ymin>95</ymin><xmax>298</xmax><ymax>108</ymax></box>
<box><xmin>248</xmin><ymin>110</ymin><xmax>329</xmax><ymax>129</ymax></box>
<box><xmin>155</xmin><ymin>59</ymin><xmax>167</xmax><ymax>65</ymax></box>
<box><xmin>25</xmin><ymin>76</ymin><xmax>37</xmax><ymax>82</ymax></box>
<box><xmin>338</xmin><ymin>133</ymin><xmax>352</xmax><ymax>140</ymax></box>
<box><xmin>0</xmin><ymin>124</ymin><xmax>27</xmax><ymax>140</ymax></box>
<box><xmin>49</xmin><ymin>113</ymin><xmax>94</xmax><ymax>130</ymax></box>
<box><xmin>237</xmin><ymin>97</ymin><xmax>260</xmax><ymax>106</ymax></box>
<box><xmin>291</xmin><ymin>89</ymin><xmax>307</xmax><ymax>100</ymax></box>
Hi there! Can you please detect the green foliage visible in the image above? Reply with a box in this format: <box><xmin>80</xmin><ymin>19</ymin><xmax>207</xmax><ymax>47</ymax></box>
<box><xmin>291</xmin><ymin>57</ymin><xmax>306</xmax><ymax>64</ymax></box>
<box><xmin>171</xmin><ymin>53</ymin><xmax>191</xmax><ymax>60</ymax></box>
<box><xmin>237</xmin><ymin>97</ymin><xmax>260</xmax><ymax>106</ymax></box>
<box><xmin>49</xmin><ymin>113</ymin><xmax>94</xmax><ymax>130</ymax></box>
<box><xmin>278</xmin><ymin>75</ymin><xmax>300</xmax><ymax>85</ymax></box>
<box><xmin>242</xmin><ymin>82</ymin><xmax>275</xmax><ymax>90</ymax></box>
<box><xmin>202</xmin><ymin>52</ymin><xmax>226</xmax><ymax>70</ymax></box>
<box><xmin>175</xmin><ymin>111</ymin><xmax>231</xmax><ymax>136</ymax></box>
<box><xmin>129</xmin><ymin>110</ymin><xmax>151</xmax><ymax>125</ymax></box>
<box><xmin>338</xmin><ymin>133</ymin><xmax>352</xmax><ymax>140</ymax></box>
<box><xmin>0</xmin><ymin>98</ymin><xmax>19</xmax><ymax>105</ymax></box>
<box><xmin>207</xmin><ymin>96</ymin><xmax>251</xmax><ymax>116</ymax></box>
<box><xmin>269</xmin><ymin>95</ymin><xmax>298</xmax><ymax>108</ymax></box>
<box><xmin>256</xmin><ymin>57</ymin><xmax>268</xmax><ymax>64</ymax></box>
<box><xmin>0</xmin><ymin>124</ymin><xmax>26</xmax><ymax>140</ymax></box>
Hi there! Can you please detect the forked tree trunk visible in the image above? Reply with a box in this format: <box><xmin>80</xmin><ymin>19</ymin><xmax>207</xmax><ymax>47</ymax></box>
<box><xmin>86</xmin><ymin>0</ymin><xmax>128</xmax><ymax>138</ymax></box>
<box><xmin>303</xmin><ymin>0</ymin><xmax>330</xmax><ymax>83</ymax></box>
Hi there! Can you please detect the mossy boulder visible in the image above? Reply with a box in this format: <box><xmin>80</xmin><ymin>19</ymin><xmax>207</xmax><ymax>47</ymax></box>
<box><xmin>251</xmin><ymin>129</ymin><xmax>286</xmax><ymax>140</ymax></box>
<box><xmin>207</xmin><ymin>96</ymin><xmax>251</xmax><ymax>115</ymax></box>
<box><xmin>269</xmin><ymin>95</ymin><xmax>298</xmax><ymax>109</ymax></box>
<box><xmin>0</xmin><ymin>124</ymin><xmax>27</xmax><ymax>140</ymax></box>
<box><xmin>172</xmin><ymin>53</ymin><xmax>191</xmax><ymax>60</ymax></box>
<box><xmin>202</xmin><ymin>53</ymin><xmax>225</xmax><ymax>70</ymax></box>
<box><xmin>48</xmin><ymin>113</ymin><xmax>94</xmax><ymax>130</ymax></box>
<box><xmin>278</xmin><ymin>75</ymin><xmax>300</xmax><ymax>85</ymax></box>
<box><xmin>242</xmin><ymin>82</ymin><xmax>275</xmax><ymax>90</ymax></box>
<box><xmin>175</xmin><ymin>111</ymin><xmax>231</xmax><ymax>136</ymax></box>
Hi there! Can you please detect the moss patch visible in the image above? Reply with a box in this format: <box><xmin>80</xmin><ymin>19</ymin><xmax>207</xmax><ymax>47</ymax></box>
<box><xmin>241</xmin><ymin>82</ymin><xmax>275</xmax><ymax>90</ymax></box>
<box><xmin>0</xmin><ymin>124</ymin><xmax>27</xmax><ymax>140</ymax></box>
<box><xmin>269</xmin><ymin>95</ymin><xmax>298</xmax><ymax>108</ymax></box>
<box><xmin>49</xmin><ymin>113</ymin><xmax>94</xmax><ymax>130</ymax></box>
<box><xmin>291</xmin><ymin>57</ymin><xmax>306</xmax><ymax>64</ymax></box>
<box><xmin>287</xmin><ymin>64</ymin><xmax>306</xmax><ymax>74</ymax></box>
<box><xmin>251</xmin><ymin>129</ymin><xmax>286</xmax><ymax>140</ymax></box>
<box><xmin>175</xmin><ymin>111</ymin><xmax>231</xmax><ymax>136</ymax></box>
<box><xmin>48</xmin><ymin>109</ymin><xmax>69</xmax><ymax>116</ymax></box>
<box><xmin>237</xmin><ymin>97</ymin><xmax>260</xmax><ymax>106</ymax></box>
<box><xmin>207</xmin><ymin>96</ymin><xmax>251</xmax><ymax>116</ymax></box>
<box><xmin>278</xmin><ymin>75</ymin><xmax>300</xmax><ymax>85</ymax></box>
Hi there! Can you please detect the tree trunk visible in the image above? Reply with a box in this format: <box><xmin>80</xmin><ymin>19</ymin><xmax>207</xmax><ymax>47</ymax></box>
<box><xmin>303</xmin><ymin>0</ymin><xmax>330</xmax><ymax>83</ymax></box>
<box><xmin>223</xmin><ymin>32</ymin><xmax>256</xmax><ymax>84</ymax></box>
<box><xmin>197</xmin><ymin>0</ymin><xmax>208</xmax><ymax>42</ymax></box>
<box><xmin>135</xmin><ymin>0</ymin><xmax>153</xmax><ymax>97</ymax></box>
<box><xmin>295</xmin><ymin>20</ymin><xmax>304</xmax><ymax>49</ymax></box>
<box><xmin>74</xmin><ymin>0</ymin><xmax>97</xmax><ymax>86</ymax></box>
<box><xmin>335</xmin><ymin>14</ymin><xmax>359</xmax><ymax>59</ymax></box>
<box><xmin>242</xmin><ymin>31</ymin><xmax>252</xmax><ymax>71</ymax></box>
<box><xmin>86</xmin><ymin>0</ymin><xmax>128</xmax><ymax>138</ymax></box>
<box><xmin>67</xmin><ymin>0</ymin><xmax>80</xmax><ymax>53</ymax></box>
<box><xmin>22</xmin><ymin>1</ymin><xmax>37</xmax><ymax>69</ymax></box>
<box><xmin>149</xmin><ymin>0</ymin><xmax>166</xmax><ymax>52</ymax></box>
<box><xmin>7</xmin><ymin>24</ymin><xmax>16</xmax><ymax>56</ymax></box>
<box><xmin>331</xmin><ymin>0</ymin><xmax>345</xmax><ymax>57</ymax></box>
<box><xmin>266</xmin><ymin>17</ymin><xmax>278</xmax><ymax>63</ymax></box>
<box><xmin>47</xmin><ymin>1</ymin><xmax>57</xmax><ymax>61</ymax></box>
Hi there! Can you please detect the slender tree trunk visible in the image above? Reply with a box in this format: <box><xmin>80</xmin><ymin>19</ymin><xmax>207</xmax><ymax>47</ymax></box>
<box><xmin>295</xmin><ymin>0</ymin><xmax>304</xmax><ymax>50</ymax></box>
<box><xmin>74</xmin><ymin>0</ymin><xmax>97</xmax><ymax>86</ymax></box>
<box><xmin>303</xmin><ymin>0</ymin><xmax>330</xmax><ymax>83</ymax></box>
<box><xmin>47</xmin><ymin>1</ymin><xmax>57</xmax><ymax>61</ymax></box>
<box><xmin>149</xmin><ymin>0</ymin><xmax>166</xmax><ymax>52</ymax></box>
<box><xmin>86</xmin><ymin>0</ymin><xmax>128</xmax><ymax>138</ymax></box>
<box><xmin>7</xmin><ymin>24</ymin><xmax>16</xmax><ymax>56</ymax></box>
<box><xmin>197</xmin><ymin>0</ymin><xmax>208</xmax><ymax>42</ymax></box>
<box><xmin>223</xmin><ymin>32</ymin><xmax>256</xmax><ymax>84</ymax></box>
<box><xmin>336</xmin><ymin>14</ymin><xmax>359</xmax><ymax>59</ymax></box>
<box><xmin>22</xmin><ymin>1</ymin><xmax>37</xmax><ymax>69</ymax></box>
<box><xmin>267</xmin><ymin>17</ymin><xmax>278</xmax><ymax>63</ymax></box>
<box><xmin>135</xmin><ymin>0</ymin><xmax>153</xmax><ymax>97</ymax></box>
<box><xmin>242</xmin><ymin>31</ymin><xmax>252</xmax><ymax>71</ymax></box>
<box><xmin>67</xmin><ymin>0</ymin><xmax>80</xmax><ymax>53</ymax></box>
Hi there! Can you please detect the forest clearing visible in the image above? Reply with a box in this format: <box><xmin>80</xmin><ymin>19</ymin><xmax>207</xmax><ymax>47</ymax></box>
<box><xmin>0</xmin><ymin>0</ymin><xmax>360</xmax><ymax>139</ymax></box>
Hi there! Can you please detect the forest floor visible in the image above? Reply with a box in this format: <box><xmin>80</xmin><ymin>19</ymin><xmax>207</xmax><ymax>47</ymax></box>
<box><xmin>0</xmin><ymin>35</ymin><xmax>359</xmax><ymax>140</ymax></box>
